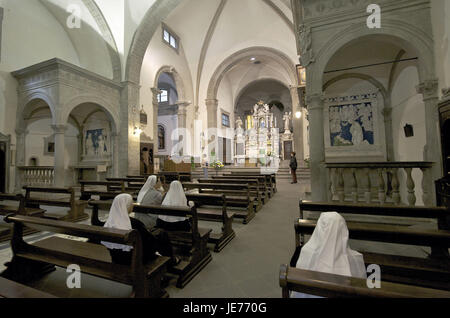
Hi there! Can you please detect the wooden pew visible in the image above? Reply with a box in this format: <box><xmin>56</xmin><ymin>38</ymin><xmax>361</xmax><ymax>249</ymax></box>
<box><xmin>279</xmin><ymin>264</ymin><xmax>450</xmax><ymax>298</ymax></box>
<box><xmin>106</xmin><ymin>177</ymin><xmax>146</xmax><ymax>193</ymax></box>
<box><xmin>228</xmin><ymin>172</ymin><xmax>277</xmax><ymax>194</ymax></box>
<box><xmin>79</xmin><ymin>180</ymin><xmax>125</xmax><ymax>201</ymax></box>
<box><xmin>23</xmin><ymin>186</ymin><xmax>88</xmax><ymax>222</ymax></box>
<box><xmin>185</xmin><ymin>193</ymin><xmax>235</xmax><ymax>252</ymax></box>
<box><xmin>295</xmin><ymin>202</ymin><xmax>450</xmax><ymax>291</ymax></box>
<box><xmin>182</xmin><ymin>182</ymin><xmax>256</xmax><ymax>224</ymax></box>
<box><xmin>207</xmin><ymin>177</ymin><xmax>269</xmax><ymax>204</ymax></box>
<box><xmin>89</xmin><ymin>201</ymin><xmax>212</xmax><ymax>288</ymax></box>
<box><xmin>0</xmin><ymin>277</ymin><xmax>57</xmax><ymax>298</ymax></box>
<box><xmin>0</xmin><ymin>193</ymin><xmax>46</xmax><ymax>242</ymax></box>
<box><xmin>0</xmin><ymin>214</ymin><xmax>170</xmax><ymax>298</ymax></box>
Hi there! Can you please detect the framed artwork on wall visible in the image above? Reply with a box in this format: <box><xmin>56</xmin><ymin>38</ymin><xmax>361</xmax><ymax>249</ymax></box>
<box><xmin>43</xmin><ymin>135</ymin><xmax>55</xmax><ymax>156</ymax></box>
<box><xmin>296</xmin><ymin>64</ymin><xmax>306</xmax><ymax>87</ymax></box>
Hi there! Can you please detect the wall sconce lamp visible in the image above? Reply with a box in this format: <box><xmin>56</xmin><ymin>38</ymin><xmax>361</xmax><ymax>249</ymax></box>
<box><xmin>134</xmin><ymin>126</ymin><xmax>143</xmax><ymax>136</ymax></box>
<box><xmin>295</xmin><ymin>111</ymin><xmax>302</xmax><ymax>119</ymax></box>
<box><xmin>404</xmin><ymin>123</ymin><xmax>414</xmax><ymax>138</ymax></box>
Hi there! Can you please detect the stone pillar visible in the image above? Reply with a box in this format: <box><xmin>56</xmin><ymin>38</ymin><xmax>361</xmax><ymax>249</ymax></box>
<box><xmin>417</xmin><ymin>79</ymin><xmax>441</xmax><ymax>205</ymax></box>
<box><xmin>290</xmin><ymin>85</ymin><xmax>305</xmax><ymax>166</ymax></box>
<box><xmin>177</xmin><ymin>101</ymin><xmax>191</xmax><ymax>157</ymax></box>
<box><xmin>205</xmin><ymin>99</ymin><xmax>219</xmax><ymax>161</ymax></box>
<box><xmin>307</xmin><ymin>93</ymin><xmax>328</xmax><ymax>202</ymax></box>
<box><xmin>120</xmin><ymin>81</ymin><xmax>141</xmax><ymax>176</ymax></box>
<box><xmin>52</xmin><ymin>124</ymin><xmax>67</xmax><ymax>187</ymax></box>
<box><xmin>151</xmin><ymin>87</ymin><xmax>161</xmax><ymax>156</ymax></box>
<box><xmin>112</xmin><ymin>132</ymin><xmax>119</xmax><ymax>177</ymax></box>
<box><xmin>382</xmin><ymin>103</ymin><xmax>395</xmax><ymax>161</ymax></box>
<box><xmin>14</xmin><ymin>128</ymin><xmax>28</xmax><ymax>192</ymax></box>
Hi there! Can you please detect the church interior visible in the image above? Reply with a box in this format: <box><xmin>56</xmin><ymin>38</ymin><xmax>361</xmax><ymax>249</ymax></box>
<box><xmin>0</xmin><ymin>0</ymin><xmax>449</xmax><ymax>299</ymax></box>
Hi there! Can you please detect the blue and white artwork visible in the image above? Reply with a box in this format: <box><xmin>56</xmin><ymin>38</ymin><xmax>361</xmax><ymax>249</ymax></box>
<box><xmin>85</xmin><ymin>129</ymin><xmax>108</xmax><ymax>156</ymax></box>
<box><xmin>329</xmin><ymin>102</ymin><xmax>374</xmax><ymax>147</ymax></box>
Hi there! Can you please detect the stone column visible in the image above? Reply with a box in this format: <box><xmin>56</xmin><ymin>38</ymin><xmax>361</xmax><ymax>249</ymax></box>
<box><xmin>151</xmin><ymin>87</ymin><xmax>161</xmax><ymax>156</ymax></box>
<box><xmin>382</xmin><ymin>103</ymin><xmax>395</xmax><ymax>161</ymax></box>
<box><xmin>417</xmin><ymin>79</ymin><xmax>441</xmax><ymax>205</ymax></box>
<box><xmin>205</xmin><ymin>99</ymin><xmax>219</xmax><ymax>161</ymax></box>
<box><xmin>120</xmin><ymin>81</ymin><xmax>141</xmax><ymax>176</ymax></box>
<box><xmin>177</xmin><ymin>101</ymin><xmax>191</xmax><ymax>157</ymax></box>
<box><xmin>307</xmin><ymin>93</ymin><xmax>328</xmax><ymax>202</ymax></box>
<box><xmin>52</xmin><ymin>124</ymin><xmax>67</xmax><ymax>187</ymax></box>
<box><xmin>290</xmin><ymin>85</ymin><xmax>305</xmax><ymax>166</ymax></box>
<box><xmin>14</xmin><ymin>128</ymin><xmax>28</xmax><ymax>192</ymax></box>
<box><xmin>112</xmin><ymin>132</ymin><xmax>119</xmax><ymax>177</ymax></box>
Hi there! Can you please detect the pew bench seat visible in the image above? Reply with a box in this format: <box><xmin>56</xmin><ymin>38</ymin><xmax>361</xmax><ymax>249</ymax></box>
<box><xmin>279</xmin><ymin>265</ymin><xmax>450</xmax><ymax>298</ymax></box>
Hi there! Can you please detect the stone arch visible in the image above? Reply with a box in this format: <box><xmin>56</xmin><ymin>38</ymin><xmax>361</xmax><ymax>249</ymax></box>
<box><xmin>82</xmin><ymin>0</ymin><xmax>122</xmax><ymax>81</ymax></box>
<box><xmin>154</xmin><ymin>65</ymin><xmax>186</xmax><ymax>102</ymax></box>
<box><xmin>323</xmin><ymin>73</ymin><xmax>388</xmax><ymax>100</ymax></box>
<box><xmin>62</xmin><ymin>95</ymin><xmax>120</xmax><ymax>134</ymax></box>
<box><xmin>125</xmin><ymin>0</ymin><xmax>184</xmax><ymax>84</ymax></box>
<box><xmin>207</xmin><ymin>46</ymin><xmax>298</xmax><ymax>101</ymax></box>
<box><xmin>309</xmin><ymin>19</ymin><xmax>435</xmax><ymax>95</ymax></box>
<box><xmin>19</xmin><ymin>92</ymin><xmax>57</xmax><ymax>128</ymax></box>
<box><xmin>234</xmin><ymin>77</ymin><xmax>292</xmax><ymax>111</ymax></box>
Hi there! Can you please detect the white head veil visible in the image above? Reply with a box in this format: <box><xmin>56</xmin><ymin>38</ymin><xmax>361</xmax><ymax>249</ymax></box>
<box><xmin>296</xmin><ymin>212</ymin><xmax>367</xmax><ymax>278</ymax></box>
<box><xmin>159</xmin><ymin>181</ymin><xmax>188</xmax><ymax>222</ymax></box>
<box><xmin>102</xmin><ymin>193</ymin><xmax>134</xmax><ymax>252</ymax></box>
<box><xmin>137</xmin><ymin>175</ymin><xmax>157</xmax><ymax>203</ymax></box>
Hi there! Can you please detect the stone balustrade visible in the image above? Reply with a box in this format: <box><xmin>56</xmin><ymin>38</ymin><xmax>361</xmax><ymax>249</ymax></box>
<box><xmin>326</xmin><ymin>162</ymin><xmax>434</xmax><ymax>206</ymax></box>
<box><xmin>18</xmin><ymin>166</ymin><xmax>55</xmax><ymax>187</ymax></box>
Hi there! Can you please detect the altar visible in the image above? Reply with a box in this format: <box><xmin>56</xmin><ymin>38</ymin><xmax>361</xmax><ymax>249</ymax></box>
<box><xmin>234</xmin><ymin>101</ymin><xmax>293</xmax><ymax>166</ymax></box>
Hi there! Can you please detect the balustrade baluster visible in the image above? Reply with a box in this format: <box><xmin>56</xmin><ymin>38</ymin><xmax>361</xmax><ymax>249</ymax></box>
<box><xmin>337</xmin><ymin>168</ymin><xmax>345</xmax><ymax>202</ymax></box>
<box><xmin>364</xmin><ymin>168</ymin><xmax>371</xmax><ymax>204</ymax></box>
<box><xmin>328</xmin><ymin>168</ymin><xmax>334</xmax><ymax>202</ymax></box>
<box><xmin>421</xmin><ymin>167</ymin><xmax>432</xmax><ymax>206</ymax></box>
<box><xmin>391</xmin><ymin>168</ymin><xmax>401</xmax><ymax>205</ymax></box>
<box><xmin>378</xmin><ymin>168</ymin><xmax>386</xmax><ymax>204</ymax></box>
<box><xmin>405</xmin><ymin>167</ymin><xmax>416</xmax><ymax>206</ymax></box>
<box><xmin>350</xmin><ymin>168</ymin><xmax>358</xmax><ymax>203</ymax></box>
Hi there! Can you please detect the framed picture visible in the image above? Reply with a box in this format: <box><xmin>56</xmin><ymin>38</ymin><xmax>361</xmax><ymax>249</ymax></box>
<box><xmin>44</xmin><ymin>135</ymin><xmax>55</xmax><ymax>156</ymax></box>
<box><xmin>296</xmin><ymin>64</ymin><xmax>306</xmax><ymax>87</ymax></box>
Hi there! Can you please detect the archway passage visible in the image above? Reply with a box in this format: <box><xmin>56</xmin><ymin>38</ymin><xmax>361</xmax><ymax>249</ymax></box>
<box><xmin>235</xmin><ymin>79</ymin><xmax>296</xmax><ymax>162</ymax></box>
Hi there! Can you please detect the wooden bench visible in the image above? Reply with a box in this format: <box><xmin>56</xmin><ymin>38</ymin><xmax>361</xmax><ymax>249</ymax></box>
<box><xmin>23</xmin><ymin>186</ymin><xmax>88</xmax><ymax>222</ymax></box>
<box><xmin>208</xmin><ymin>177</ymin><xmax>269</xmax><ymax>204</ymax></box>
<box><xmin>295</xmin><ymin>202</ymin><xmax>450</xmax><ymax>291</ymax></box>
<box><xmin>228</xmin><ymin>172</ymin><xmax>277</xmax><ymax>194</ymax></box>
<box><xmin>88</xmin><ymin>201</ymin><xmax>212</xmax><ymax>288</ymax></box>
<box><xmin>0</xmin><ymin>193</ymin><xmax>46</xmax><ymax>242</ymax></box>
<box><xmin>182</xmin><ymin>182</ymin><xmax>256</xmax><ymax>224</ymax></box>
<box><xmin>0</xmin><ymin>214</ymin><xmax>170</xmax><ymax>298</ymax></box>
<box><xmin>0</xmin><ymin>277</ymin><xmax>57</xmax><ymax>298</ymax></box>
<box><xmin>79</xmin><ymin>180</ymin><xmax>125</xmax><ymax>201</ymax></box>
<box><xmin>106</xmin><ymin>177</ymin><xmax>146</xmax><ymax>193</ymax></box>
<box><xmin>279</xmin><ymin>265</ymin><xmax>450</xmax><ymax>298</ymax></box>
<box><xmin>185</xmin><ymin>193</ymin><xmax>235</xmax><ymax>252</ymax></box>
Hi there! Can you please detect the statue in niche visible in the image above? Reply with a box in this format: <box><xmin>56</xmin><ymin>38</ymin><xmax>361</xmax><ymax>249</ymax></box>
<box><xmin>283</xmin><ymin>112</ymin><xmax>292</xmax><ymax>132</ymax></box>
<box><xmin>235</xmin><ymin>117</ymin><xmax>243</xmax><ymax>129</ymax></box>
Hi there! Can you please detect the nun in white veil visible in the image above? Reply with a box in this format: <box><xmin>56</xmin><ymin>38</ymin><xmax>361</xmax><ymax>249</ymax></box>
<box><xmin>291</xmin><ymin>212</ymin><xmax>367</xmax><ymax>298</ymax></box>
<box><xmin>137</xmin><ymin>175</ymin><xmax>157</xmax><ymax>203</ymax></box>
<box><xmin>134</xmin><ymin>175</ymin><xmax>163</xmax><ymax>230</ymax></box>
<box><xmin>101</xmin><ymin>193</ymin><xmax>134</xmax><ymax>252</ymax></box>
<box><xmin>157</xmin><ymin>181</ymin><xmax>192</xmax><ymax>231</ymax></box>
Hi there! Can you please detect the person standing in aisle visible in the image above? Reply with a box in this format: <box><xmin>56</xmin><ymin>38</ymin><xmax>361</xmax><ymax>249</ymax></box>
<box><xmin>290</xmin><ymin>152</ymin><xmax>298</xmax><ymax>184</ymax></box>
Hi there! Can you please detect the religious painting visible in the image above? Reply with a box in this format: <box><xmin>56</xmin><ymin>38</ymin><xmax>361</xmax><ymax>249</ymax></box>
<box><xmin>329</xmin><ymin>102</ymin><xmax>374</xmax><ymax>147</ymax></box>
<box><xmin>85</xmin><ymin>129</ymin><xmax>108</xmax><ymax>156</ymax></box>
<box><xmin>43</xmin><ymin>135</ymin><xmax>55</xmax><ymax>156</ymax></box>
<box><xmin>296</xmin><ymin>65</ymin><xmax>306</xmax><ymax>87</ymax></box>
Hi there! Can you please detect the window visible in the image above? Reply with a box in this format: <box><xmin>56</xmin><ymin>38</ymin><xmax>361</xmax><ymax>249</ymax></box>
<box><xmin>222</xmin><ymin>113</ymin><xmax>230</xmax><ymax>128</ymax></box>
<box><xmin>158</xmin><ymin>125</ymin><xmax>165</xmax><ymax>150</ymax></box>
<box><xmin>158</xmin><ymin>89</ymin><xmax>168</xmax><ymax>103</ymax></box>
<box><xmin>162</xmin><ymin>24</ymin><xmax>179</xmax><ymax>51</ymax></box>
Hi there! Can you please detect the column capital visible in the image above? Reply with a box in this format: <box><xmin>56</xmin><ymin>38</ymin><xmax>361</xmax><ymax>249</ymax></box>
<box><xmin>51</xmin><ymin>124</ymin><xmax>67</xmax><ymax>134</ymax></box>
<box><xmin>306</xmin><ymin>93</ymin><xmax>325</xmax><ymax>110</ymax></box>
<box><xmin>15</xmin><ymin>128</ymin><xmax>29</xmax><ymax>135</ymax></box>
<box><xmin>151</xmin><ymin>87</ymin><xmax>162</xmax><ymax>95</ymax></box>
<box><xmin>382</xmin><ymin>107</ymin><xmax>393</xmax><ymax>117</ymax></box>
<box><xmin>205</xmin><ymin>99</ymin><xmax>218</xmax><ymax>107</ymax></box>
<box><xmin>416</xmin><ymin>79</ymin><xmax>439</xmax><ymax>100</ymax></box>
